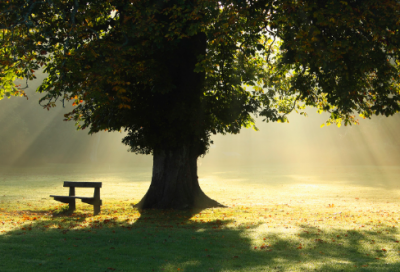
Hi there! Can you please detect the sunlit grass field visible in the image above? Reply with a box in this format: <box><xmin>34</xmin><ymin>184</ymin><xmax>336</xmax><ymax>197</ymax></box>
<box><xmin>1</xmin><ymin>163</ymin><xmax>400</xmax><ymax>271</ymax></box>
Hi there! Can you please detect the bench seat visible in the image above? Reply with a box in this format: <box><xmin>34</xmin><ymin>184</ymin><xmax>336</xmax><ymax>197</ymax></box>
<box><xmin>50</xmin><ymin>195</ymin><xmax>103</xmax><ymax>205</ymax></box>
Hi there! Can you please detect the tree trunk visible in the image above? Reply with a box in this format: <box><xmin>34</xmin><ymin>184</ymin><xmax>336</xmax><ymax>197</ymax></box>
<box><xmin>135</xmin><ymin>145</ymin><xmax>225</xmax><ymax>210</ymax></box>
<box><xmin>131</xmin><ymin>16</ymin><xmax>220</xmax><ymax>210</ymax></box>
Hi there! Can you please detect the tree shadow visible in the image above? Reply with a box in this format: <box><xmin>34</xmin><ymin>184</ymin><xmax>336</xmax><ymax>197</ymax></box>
<box><xmin>1</xmin><ymin>207</ymin><xmax>399</xmax><ymax>271</ymax></box>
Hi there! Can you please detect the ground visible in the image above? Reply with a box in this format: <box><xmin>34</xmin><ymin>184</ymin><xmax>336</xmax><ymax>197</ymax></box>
<box><xmin>0</xmin><ymin>163</ymin><xmax>400</xmax><ymax>271</ymax></box>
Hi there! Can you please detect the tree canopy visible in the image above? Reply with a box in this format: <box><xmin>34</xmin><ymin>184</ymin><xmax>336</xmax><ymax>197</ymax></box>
<box><xmin>1</xmin><ymin>0</ymin><xmax>400</xmax><ymax>156</ymax></box>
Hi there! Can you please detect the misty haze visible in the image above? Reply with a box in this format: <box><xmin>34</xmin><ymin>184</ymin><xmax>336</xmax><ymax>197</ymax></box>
<box><xmin>1</xmin><ymin>71</ymin><xmax>400</xmax><ymax>188</ymax></box>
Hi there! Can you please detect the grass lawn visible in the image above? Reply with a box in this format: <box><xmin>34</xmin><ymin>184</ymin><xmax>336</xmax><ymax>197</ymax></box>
<box><xmin>0</xmin><ymin>163</ymin><xmax>400</xmax><ymax>271</ymax></box>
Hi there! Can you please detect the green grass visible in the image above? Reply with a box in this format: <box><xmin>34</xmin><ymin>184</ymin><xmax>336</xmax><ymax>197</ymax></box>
<box><xmin>1</xmin><ymin>163</ymin><xmax>400</xmax><ymax>271</ymax></box>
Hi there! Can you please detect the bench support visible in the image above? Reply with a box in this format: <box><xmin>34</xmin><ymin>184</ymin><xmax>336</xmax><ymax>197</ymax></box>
<box><xmin>51</xmin><ymin>196</ymin><xmax>76</xmax><ymax>212</ymax></box>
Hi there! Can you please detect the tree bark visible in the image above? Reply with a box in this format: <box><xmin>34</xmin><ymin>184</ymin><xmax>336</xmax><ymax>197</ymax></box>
<box><xmin>135</xmin><ymin>145</ymin><xmax>225</xmax><ymax>210</ymax></box>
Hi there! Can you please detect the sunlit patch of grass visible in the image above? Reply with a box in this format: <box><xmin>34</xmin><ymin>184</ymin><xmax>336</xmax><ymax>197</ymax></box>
<box><xmin>0</xmin><ymin>165</ymin><xmax>400</xmax><ymax>271</ymax></box>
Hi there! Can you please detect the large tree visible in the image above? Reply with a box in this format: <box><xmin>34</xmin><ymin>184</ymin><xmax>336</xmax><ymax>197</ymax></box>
<box><xmin>1</xmin><ymin>0</ymin><xmax>400</xmax><ymax>209</ymax></box>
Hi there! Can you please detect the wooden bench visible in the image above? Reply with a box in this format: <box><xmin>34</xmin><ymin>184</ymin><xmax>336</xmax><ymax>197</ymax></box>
<box><xmin>50</xmin><ymin>181</ymin><xmax>102</xmax><ymax>215</ymax></box>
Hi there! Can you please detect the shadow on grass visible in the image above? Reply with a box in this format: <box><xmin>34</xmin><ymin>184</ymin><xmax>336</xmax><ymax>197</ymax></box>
<box><xmin>1</xmin><ymin>208</ymin><xmax>400</xmax><ymax>272</ymax></box>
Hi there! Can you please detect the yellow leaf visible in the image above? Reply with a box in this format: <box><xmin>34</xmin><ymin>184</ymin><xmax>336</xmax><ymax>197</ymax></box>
<box><xmin>118</xmin><ymin>104</ymin><xmax>131</xmax><ymax>109</ymax></box>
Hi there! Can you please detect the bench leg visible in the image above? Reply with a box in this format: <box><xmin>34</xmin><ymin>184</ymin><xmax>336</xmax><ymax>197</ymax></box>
<box><xmin>94</xmin><ymin>204</ymin><xmax>100</xmax><ymax>215</ymax></box>
<box><xmin>93</xmin><ymin>187</ymin><xmax>101</xmax><ymax>215</ymax></box>
<box><xmin>68</xmin><ymin>199</ymin><xmax>76</xmax><ymax>212</ymax></box>
<box><xmin>68</xmin><ymin>187</ymin><xmax>76</xmax><ymax>212</ymax></box>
